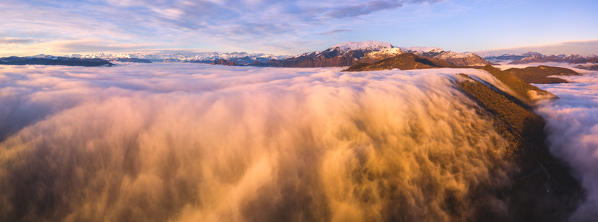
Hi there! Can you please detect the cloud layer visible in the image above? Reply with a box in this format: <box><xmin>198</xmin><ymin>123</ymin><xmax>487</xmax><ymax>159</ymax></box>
<box><xmin>535</xmin><ymin>69</ymin><xmax>598</xmax><ymax>220</ymax></box>
<box><xmin>0</xmin><ymin>64</ymin><xmax>516</xmax><ymax>221</ymax></box>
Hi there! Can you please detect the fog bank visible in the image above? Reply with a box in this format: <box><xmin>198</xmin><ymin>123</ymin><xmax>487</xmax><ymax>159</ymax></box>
<box><xmin>1</xmin><ymin>64</ymin><xmax>514</xmax><ymax>221</ymax></box>
<box><xmin>535</xmin><ymin>71</ymin><xmax>598</xmax><ymax>221</ymax></box>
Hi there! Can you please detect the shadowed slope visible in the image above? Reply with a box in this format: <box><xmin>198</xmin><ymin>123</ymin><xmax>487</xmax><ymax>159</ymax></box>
<box><xmin>455</xmin><ymin>74</ymin><xmax>583</xmax><ymax>221</ymax></box>
<box><xmin>0</xmin><ymin>56</ymin><xmax>113</xmax><ymax>67</ymax></box>
<box><xmin>344</xmin><ymin>53</ymin><xmax>455</xmax><ymax>71</ymax></box>
<box><xmin>504</xmin><ymin>65</ymin><xmax>580</xmax><ymax>84</ymax></box>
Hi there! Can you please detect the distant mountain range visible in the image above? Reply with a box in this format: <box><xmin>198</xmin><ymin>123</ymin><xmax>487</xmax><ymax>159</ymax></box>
<box><xmin>77</xmin><ymin>51</ymin><xmax>287</xmax><ymax>65</ymax></box>
<box><xmin>5</xmin><ymin>41</ymin><xmax>557</xmax><ymax>68</ymax></box>
<box><xmin>485</xmin><ymin>52</ymin><xmax>598</xmax><ymax>64</ymax></box>
<box><xmin>0</xmin><ymin>52</ymin><xmax>285</xmax><ymax>67</ymax></box>
<box><xmin>575</xmin><ymin>64</ymin><xmax>598</xmax><ymax>70</ymax></box>
<box><xmin>0</xmin><ymin>56</ymin><xmax>113</xmax><ymax>67</ymax></box>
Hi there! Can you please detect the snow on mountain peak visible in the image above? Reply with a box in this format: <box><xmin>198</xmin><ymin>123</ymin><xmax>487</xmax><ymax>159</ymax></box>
<box><xmin>436</xmin><ymin>51</ymin><xmax>475</xmax><ymax>59</ymax></box>
<box><xmin>332</xmin><ymin>41</ymin><xmax>393</xmax><ymax>51</ymax></box>
<box><xmin>365</xmin><ymin>48</ymin><xmax>404</xmax><ymax>59</ymax></box>
<box><xmin>404</xmin><ymin>47</ymin><xmax>444</xmax><ymax>53</ymax></box>
<box><xmin>402</xmin><ymin>47</ymin><xmax>478</xmax><ymax>59</ymax></box>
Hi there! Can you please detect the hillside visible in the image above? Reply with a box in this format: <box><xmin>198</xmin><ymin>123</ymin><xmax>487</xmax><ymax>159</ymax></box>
<box><xmin>504</xmin><ymin>65</ymin><xmax>580</xmax><ymax>84</ymax></box>
<box><xmin>455</xmin><ymin>73</ymin><xmax>582</xmax><ymax>221</ymax></box>
<box><xmin>345</xmin><ymin>55</ymin><xmax>576</xmax><ymax>102</ymax></box>
<box><xmin>344</xmin><ymin>53</ymin><xmax>455</xmax><ymax>71</ymax></box>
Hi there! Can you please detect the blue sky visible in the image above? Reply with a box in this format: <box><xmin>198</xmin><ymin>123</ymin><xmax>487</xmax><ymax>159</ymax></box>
<box><xmin>1</xmin><ymin>0</ymin><xmax>597</xmax><ymax>56</ymax></box>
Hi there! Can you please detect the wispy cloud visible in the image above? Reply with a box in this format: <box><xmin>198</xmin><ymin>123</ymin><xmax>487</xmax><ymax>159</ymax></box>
<box><xmin>0</xmin><ymin>37</ymin><xmax>35</xmax><ymax>44</ymax></box>
<box><xmin>318</xmin><ymin>29</ymin><xmax>352</xmax><ymax>35</ymax></box>
<box><xmin>49</xmin><ymin>39</ymin><xmax>155</xmax><ymax>52</ymax></box>
<box><xmin>0</xmin><ymin>39</ymin><xmax>154</xmax><ymax>56</ymax></box>
<box><xmin>0</xmin><ymin>0</ymin><xmax>442</xmax><ymax>55</ymax></box>
<box><xmin>327</xmin><ymin>0</ymin><xmax>405</xmax><ymax>18</ymax></box>
<box><xmin>3</xmin><ymin>0</ymin><xmax>596</xmax><ymax>55</ymax></box>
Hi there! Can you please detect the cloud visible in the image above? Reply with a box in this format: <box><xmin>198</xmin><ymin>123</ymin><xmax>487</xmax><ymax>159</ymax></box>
<box><xmin>0</xmin><ymin>39</ymin><xmax>155</xmax><ymax>56</ymax></box>
<box><xmin>535</xmin><ymin>70</ymin><xmax>598</xmax><ymax>220</ymax></box>
<box><xmin>48</xmin><ymin>39</ymin><xmax>155</xmax><ymax>52</ymax></box>
<box><xmin>0</xmin><ymin>64</ymin><xmax>516</xmax><ymax>221</ymax></box>
<box><xmin>318</xmin><ymin>29</ymin><xmax>352</xmax><ymax>35</ymax></box>
<box><xmin>0</xmin><ymin>37</ymin><xmax>34</xmax><ymax>44</ymax></box>
<box><xmin>0</xmin><ymin>0</ymin><xmax>443</xmax><ymax>55</ymax></box>
<box><xmin>326</xmin><ymin>0</ymin><xmax>405</xmax><ymax>18</ymax></box>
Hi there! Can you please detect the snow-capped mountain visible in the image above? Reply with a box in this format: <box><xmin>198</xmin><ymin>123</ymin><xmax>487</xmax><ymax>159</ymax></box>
<box><xmin>74</xmin><ymin>51</ymin><xmax>288</xmax><ymax>65</ymax></box>
<box><xmin>16</xmin><ymin>41</ymin><xmax>488</xmax><ymax>67</ymax></box>
<box><xmin>331</xmin><ymin>41</ymin><xmax>394</xmax><ymax>52</ymax></box>
<box><xmin>403</xmin><ymin>47</ymin><xmax>444</xmax><ymax>54</ymax></box>
<box><xmin>359</xmin><ymin>48</ymin><xmax>404</xmax><ymax>63</ymax></box>
<box><xmin>261</xmin><ymin>41</ymin><xmax>488</xmax><ymax>67</ymax></box>
<box><xmin>259</xmin><ymin>41</ymin><xmax>394</xmax><ymax>67</ymax></box>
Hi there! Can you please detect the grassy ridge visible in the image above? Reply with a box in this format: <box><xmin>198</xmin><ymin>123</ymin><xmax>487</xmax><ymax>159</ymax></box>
<box><xmin>455</xmin><ymin>74</ymin><xmax>583</xmax><ymax>221</ymax></box>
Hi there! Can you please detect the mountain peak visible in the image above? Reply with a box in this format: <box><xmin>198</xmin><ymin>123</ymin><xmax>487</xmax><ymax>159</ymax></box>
<box><xmin>331</xmin><ymin>41</ymin><xmax>393</xmax><ymax>52</ymax></box>
<box><xmin>404</xmin><ymin>47</ymin><xmax>444</xmax><ymax>53</ymax></box>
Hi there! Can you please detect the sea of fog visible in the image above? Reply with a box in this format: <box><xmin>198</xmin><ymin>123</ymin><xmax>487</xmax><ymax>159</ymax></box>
<box><xmin>534</xmin><ymin>69</ymin><xmax>598</xmax><ymax>220</ymax></box>
<box><xmin>0</xmin><ymin>63</ymin><xmax>595</xmax><ymax>221</ymax></box>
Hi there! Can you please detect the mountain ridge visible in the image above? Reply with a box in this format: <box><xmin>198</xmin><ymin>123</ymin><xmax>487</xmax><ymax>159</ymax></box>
<box><xmin>485</xmin><ymin>52</ymin><xmax>598</xmax><ymax>64</ymax></box>
<box><xmin>259</xmin><ymin>41</ymin><xmax>488</xmax><ymax>67</ymax></box>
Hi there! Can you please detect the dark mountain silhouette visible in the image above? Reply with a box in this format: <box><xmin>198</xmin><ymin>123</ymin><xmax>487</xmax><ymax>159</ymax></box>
<box><xmin>0</xmin><ymin>56</ymin><xmax>113</xmax><ymax>67</ymax></box>
<box><xmin>575</xmin><ymin>64</ymin><xmax>598</xmax><ymax>70</ymax></box>
<box><xmin>344</xmin><ymin>53</ymin><xmax>456</xmax><ymax>71</ymax></box>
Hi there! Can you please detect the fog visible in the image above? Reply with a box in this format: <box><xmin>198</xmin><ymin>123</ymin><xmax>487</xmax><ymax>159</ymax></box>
<box><xmin>1</xmin><ymin>63</ymin><xmax>514</xmax><ymax>221</ymax></box>
<box><xmin>535</xmin><ymin>70</ymin><xmax>598</xmax><ymax>221</ymax></box>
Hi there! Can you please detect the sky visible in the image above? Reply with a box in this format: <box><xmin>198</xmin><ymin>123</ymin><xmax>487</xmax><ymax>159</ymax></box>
<box><xmin>1</xmin><ymin>0</ymin><xmax>597</xmax><ymax>56</ymax></box>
